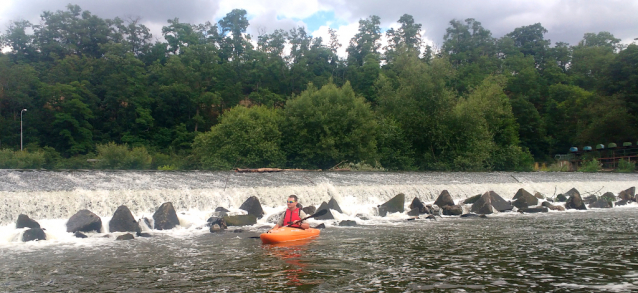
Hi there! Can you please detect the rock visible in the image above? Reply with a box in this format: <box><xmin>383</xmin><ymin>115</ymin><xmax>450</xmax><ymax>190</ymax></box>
<box><xmin>213</xmin><ymin>207</ymin><xmax>230</xmax><ymax>217</ymax></box>
<box><xmin>618</xmin><ymin>187</ymin><xmax>635</xmax><ymax>201</ymax></box>
<box><xmin>460</xmin><ymin>213</ymin><xmax>480</xmax><ymax>218</ymax></box>
<box><xmin>302</xmin><ymin>206</ymin><xmax>316</xmax><ymax>215</ymax></box>
<box><xmin>66</xmin><ymin>210</ymin><xmax>102</xmax><ymax>233</ymax></box>
<box><xmin>471</xmin><ymin>192</ymin><xmax>494</xmax><ymax>214</ymax></box>
<box><xmin>589</xmin><ymin>198</ymin><xmax>613</xmax><ymax>209</ymax></box>
<box><xmin>296</xmin><ymin>203</ymin><xmax>303</xmax><ymax>209</ymax></box>
<box><xmin>534</xmin><ymin>192</ymin><xmax>545</xmax><ymax>200</ymax></box>
<box><xmin>434</xmin><ymin>190</ymin><xmax>455</xmax><ymax>208</ymax></box>
<box><xmin>541</xmin><ymin>201</ymin><xmax>566</xmax><ymax>211</ymax></box>
<box><xmin>512</xmin><ymin>189</ymin><xmax>539</xmax><ymax>209</ymax></box>
<box><xmin>314</xmin><ymin>223</ymin><xmax>326</xmax><ymax>229</ymax></box>
<box><xmin>616</xmin><ymin>199</ymin><xmax>630</xmax><ymax>206</ymax></box>
<box><xmin>407</xmin><ymin>208</ymin><xmax>421</xmax><ymax>216</ymax></box>
<box><xmin>109</xmin><ymin>205</ymin><xmax>140</xmax><ymax>233</ymax></box>
<box><xmin>565</xmin><ymin>193</ymin><xmax>587</xmax><ymax>210</ymax></box>
<box><xmin>239</xmin><ymin>196</ymin><xmax>265</xmax><ymax>219</ymax></box>
<box><xmin>487</xmin><ymin>191</ymin><xmax>513</xmax><ymax>212</ymax></box>
<box><xmin>116</xmin><ymin>233</ymin><xmax>134</xmax><ymax>240</ymax></box>
<box><xmin>22</xmin><ymin>228</ymin><xmax>46</xmax><ymax>242</ymax></box>
<box><xmin>479</xmin><ymin>214</ymin><xmax>488</xmax><ymax>218</ymax></box>
<box><xmin>518</xmin><ymin>207</ymin><xmax>549</xmax><ymax>213</ymax></box>
<box><xmin>441</xmin><ymin>205</ymin><xmax>463</xmax><ymax>216</ymax></box>
<box><xmin>206</xmin><ymin>217</ymin><xmax>227</xmax><ymax>230</ymax></box>
<box><xmin>378</xmin><ymin>193</ymin><xmax>405</xmax><ymax>217</ymax></box>
<box><xmin>327</xmin><ymin>198</ymin><xmax>343</xmax><ymax>213</ymax></box>
<box><xmin>556</xmin><ymin>194</ymin><xmax>567</xmax><ymax>202</ymax></box>
<box><xmin>583</xmin><ymin>195</ymin><xmax>598</xmax><ymax>205</ymax></box>
<box><xmin>355</xmin><ymin>214</ymin><xmax>369</xmax><ymax>220</ymax></box>
<box><xmin>407</xmin><ymin>218</ymin><xmax>417</xmax><ymax>221</ymax></box>
<box><xmin>338</xmin><ymin>220</ymin><xmax>357</xmax><ymax>226</ymax></box>
<box><xmin>427</xmin><ymin>205</ymin><xmax>440</xmax><ymax>215</ymax></box>
<box><xmin>409</xmin><ymin>197</ymin><xmax>429</xmax><ymax>214</ymax></box>
<box><xmin>223</xmin><ymin>215</ymin><xmax>257</xmax><ymax>226</ymax></box>
<box><xmin>74</xmin><ymin>231</ymin><xmax>88</xmax><ymax>238</ymax></box>
<box><xmin>215</xmin><ymin>207</ymin><xmax>230</xmax><ymax>213</ymax></box>
<box><xmin>425</xmin><ymin>215</ymin><xmax>437</xmax><ymax>220</ymax></box>
<box><xmin>137</xmin><ymin>232</ymin><xmax>152</xmax><ymax>237</ymax></box>
<box><xmin>462</xmin><ymin>194</ymin><xmax>482</xmax><ymax>205</ymax></box>
<box><xmin>16</xmin><ymin>214</ymin><xmax>41</xmax><ymax>229</ymax></box>
<box><xmin>512</xmin><ymin>188</ymin><xmax>533</xmax><ymax>200</ymax></box>
<box><xmin>233</xmin><ymin>229</ymin><xmax>243</xmax><ymax>233</ymax></box>
<box><xmin>210</xmin><ymin>224</ymin><xmax>223</xmax><ymax>233</ymax></box>
<box><xmin>314</xmin><ymin>205</ymin><xmax>335</xmax><ymax>220</ymax></box>
<box><xmin>153</xmin><ymin>202</ymin><xmax>180</xmax><ymax>230</ymax></box>
<box><xmin>601</xmin><ymin>192</ymin><xmax>616</xmax><ymax>202</ymax></box>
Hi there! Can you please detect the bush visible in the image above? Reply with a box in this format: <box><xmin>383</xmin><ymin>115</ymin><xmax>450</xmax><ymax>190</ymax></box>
<box><xmin>615</xmin><ymin>158</ymin><xmax>636</xmax><ymax>173</ymax></box>
<box><xmin>57</xmin><ymin>154</ymin><xmax>95</xmax><ymax>169</ymax></box>
<box><xmin>95</xmin><ymin>142</ymin><xmax>152</xmax><ymax>169</ymax></box>
<box><xmin>579</xmin><ymin>158</ymin><xmax>601</xmax><ymax>172</ymax></box>
<box><xmin>544</xmin><ymin>162</ymin><xmax>570</xmax><ymax>172</ymax></box>
<box><xmin>0</xmin><ymin>149</ymin><xmax>46</xmax><ymax>169</ymax></box>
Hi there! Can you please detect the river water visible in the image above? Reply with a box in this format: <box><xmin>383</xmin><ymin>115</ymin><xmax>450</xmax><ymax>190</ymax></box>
<box><xmin>1</xmin><ymin>170</ymin><xmax>638</xmax><ymax>292</ymax></box>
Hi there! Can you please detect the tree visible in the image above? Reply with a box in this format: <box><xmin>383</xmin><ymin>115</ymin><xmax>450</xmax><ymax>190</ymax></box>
<box><xmin>283</xmin><ymin>82</ymin><xmax>377</xmax><ymax>169</ymax></box>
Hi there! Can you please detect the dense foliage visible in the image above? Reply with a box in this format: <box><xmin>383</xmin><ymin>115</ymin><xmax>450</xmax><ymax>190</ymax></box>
<box><xmin>0</xmin><ymin>5</ymin><xmax>636</xmax><ymax>170</ymax></box>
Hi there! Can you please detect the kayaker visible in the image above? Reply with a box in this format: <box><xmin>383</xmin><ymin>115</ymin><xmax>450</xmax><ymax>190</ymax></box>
<box><xmin>270</xmin><ymin>195</ymin><xmax>310</xmax><ymax>230</ymax></box>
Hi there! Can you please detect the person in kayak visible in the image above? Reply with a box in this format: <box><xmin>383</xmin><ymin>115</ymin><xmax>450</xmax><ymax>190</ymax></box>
<box><xmin>271</xmin><ymin>195</ymin><xmax>310</xmax><ymax>230</ymax></box>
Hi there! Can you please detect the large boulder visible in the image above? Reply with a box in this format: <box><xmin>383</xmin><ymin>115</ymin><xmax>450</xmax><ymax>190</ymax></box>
<box><xmin>534</xmin><ymin>192</ymin><xmax>545</xmax><ymax>200</ymax></box>
<box><xmin>512</xmin><ymin>189</ymin><xmax>539</xmax><ymax>209</ymax></box>
<box><xmin>565</xmin><ymin>193</ymin><xmax>587</xmax><ymax>210</ymax></box>
<box><xmin>601</xmin><ymin>192</ymin><xmax>616</xmax><ymax>202</ymax></box>
<box><xmin>153</xmin><ymin>202</ymin><xmax>180</xmax><ymax>230</ymax></box>
<box><xmin>541</xmin><ymin>201</ymin><xmax>565</xmax><ymax>211</ymax></box>
<box><xmin>338</xmin><ymin>220</ymin><xmax>357</xmax><ymax>226</ymax></box>
<box><xmin>22</xmin><ymin>228</ymin><xmax>46</xmax><ymax>242</ymax></box>
<box><xmin>618</xmin><ymin>187</ymin><xmax>635</xmax><ymax>201</ymax></box>
<box><xmin>409</xmin><ymin>197</ymin><xmax>429</xmax><ymax>214</ymax></box>
<box><xmin>462</xmin><ymin>194</ymin><xmax>482</xmax><ymax>205</ymax></box>
<box><xmin>315</xmin><ymin>202</ymin><xmax>335</xmax><ymax>220</ymax></box>
<box><xmin>109</xmin><ymin>205</ymin><xmax>140</xmax><ymax>233</ymax></box>
<box><xmin>16</xmin><ymin>214</ymin><xmax>40</xmax><ymax>229</ymax></box>
<box><xmin>565</xmin><ymin>188</ymin><xmax>580</xmax><ymax>199</ymax></box>
<box><xmin>407</xmin><ymin>208</ymin><xmax>421</xmax><ymax>216</ymax></box>
<box><xmin>434</xmin><ymin>190</ymin><xmax>455</xmax><ymax>208</ymax></box>
<box><xmin>223</xmin><ymin>215</ymin><xmax>257</xmax><ymax>226</ymax></box>
<box><xmin>441</xmin><ymin>205</ymin><xmax>463</xmax><ymax>216</ymax></box>
<box><xmin>583</xmin><ymin>195</ymin><xmax>598</xmax><ymax>205</ymax></box>
<box><xmin>378</xmin><ymin>193</ymin><xmax>405</xmax><ymax>217</ymax></box>
<box><xmin>518</xmin><ymin>207</ymin><xmax>549</xmax><ymax>213</ymax></box>
<box><xmin>616</xmin><ymin>199</ymin><xmax>630</xmax><ymax>206</ymax></box>
<box><xmin>471</xmin><ymin>192</ymin><xmax>494</xmax><ymax>214</ymax></box>
<box><xmin>327</xmin><ymin>198</ymin><xmax>343</xmax><ymax>214</ymax></box>
<box><xmin>487</xmin><ymin>191</ymin><xmax>513</xmax><ymax>212</ymax></box>
<box><xmin>302</xmin><ymin>206</ymin><xmax>316</xmax><ymax>215</ymax></box>
<box><xmin>556</xmin><ymin>194</ymin><xmax>567</xmax><ymax>202</ymax></box>
<box><xmin>239</xmin><ymin>196</ymin><xmax>265</xmax><ymax>219</ymax></box>
<box><xmin>66</xmin><ymin>210</ymin><xmax>102</xmax><ymax>233</ymax></box>
<box><xmin>589</xmin><ymin>198</ymin><xmax>613</xmax><ymax>209</ymax></box>
<box><xmin>206</xmin><ymin>216</ymin><xmax>227</xmax><ymax>230</ymax></box>
<box><xmin>116</xmin><ymin>233</ymin><xmax>134</xmax><ymax>240</ymax></box>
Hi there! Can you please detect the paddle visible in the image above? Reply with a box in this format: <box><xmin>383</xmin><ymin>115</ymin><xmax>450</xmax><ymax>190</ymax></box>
<box><xmin>284</xmin><ymin>209</ymin><xmax>328</xmax><ymax>227</ymax></box>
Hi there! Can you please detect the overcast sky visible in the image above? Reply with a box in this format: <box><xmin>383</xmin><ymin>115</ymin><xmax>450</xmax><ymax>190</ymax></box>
<box><xmin>1</xmin><ymin>0</ymin><xmax>637</xmax><ymax>56</ymax></box>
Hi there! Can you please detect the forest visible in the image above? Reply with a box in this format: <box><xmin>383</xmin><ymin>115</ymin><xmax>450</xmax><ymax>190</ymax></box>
<box><xmin>0</xmin><ymin>4</ymin><xmax>637</xmax><ymax>171</ymax></box>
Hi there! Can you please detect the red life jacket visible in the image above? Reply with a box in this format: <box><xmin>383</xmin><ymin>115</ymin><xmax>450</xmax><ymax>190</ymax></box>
<box><xmin>284</xmin><ymin>208</ymin><xmax>302</xmax><ymax>228</ymax></box>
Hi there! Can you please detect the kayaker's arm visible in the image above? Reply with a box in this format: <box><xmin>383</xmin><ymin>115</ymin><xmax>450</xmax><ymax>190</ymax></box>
<box><xmin>294</xmin><ymin>210</ymin><xmax>310</xmax><ymax>229</ymax></box>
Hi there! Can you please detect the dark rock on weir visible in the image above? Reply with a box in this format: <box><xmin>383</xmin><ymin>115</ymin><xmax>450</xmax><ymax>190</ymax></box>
<box><xmin>601</xmin><ymin>192</ymin><xmax>616</xmax><ymax>202</ymax></box>
<box><xmin>239</xmin><ymin>196</ymin><xmax>265</xmax><ymax>219</ymax></box>
<box><xmin>16</xmin><ymin>214</ymin><xmax>41</xmax><ymax>229</ymax></box>
<box><xmin>378</xmin><ymin>193</ymin><xmax>405</xmax><ymax>217</ymax></box>
<box><xmin>315</xmin><ymin>203</ymin><xmax>335</xmax><ymax>220</ymax></box>
<box><xmin>589</xmin><ymin>198</ymin><xmax>612</xmax><ymax>209</ymax></box>
<box><xmin>425</xmin><ymin>215</ymin><xmax>437</xmax><ymax>220</ymax></box>
<box><xmin>327</xmin><ymin>198</ymin><xmax>343</xmax><ymax>214</ymax></box>
<box><xmin>213</xmin><ymin>207</ymin><xmax>230</xmax><ymax>217</ymax></box>
<box><xmin>314</xmin><ymin>223</ymin><xmax>326</xmax><ymax>229</ymax></box>
<box><xmin>556</xmin><ymin>194</ymin><xmax>567</xmax><ymax>202</ymax></box>
<box><xmin>583</xmin><ymin>195</ymin><xmax>598</xmax><ymax>205</ymax></box>
<box><xmin>215</xmin><ymin>207</ymin><xmax>230</xmax><ymax>213</ymax></box>
<box><xmin>487</xmin><ymin>191</ymin><xmax>513</xmax><ymax>212</ymax></box>
<box><xmin>409</xmin><ymin>197</ymin><xmax>428</xmax><ymax>214</ymax></box>
<box><xmin>22</xmin><ymin>228</ymin><xmax>46</xmax><ymax>242</ymax></box>
<box><xmin>618</xmin><ymin>187</ymin><xmax>635</xmax><ymax>201</ymax></box>
<box><xmin>462</xmin><ymin>194</ymin><xmax>482</xmax><ymax>205</ymax></box>
<box><xmin>153</xmin><ymin>202</ymin><xmax>180</xmax><ymax>230</ymax></box>
<box><xmin>518</xmin><ymin>207</ymin><xmax>549</xmax><ymax>213</ymax></box>
<box><xmin>355</xmin><ymin>214</ymin><xmax>369</xmax><ymax>220</ymax></box>
<box><xmin>471</xmin><ymin>192</ymin><xmax>494</xmax><ymax>214</ymax></box>
<box><xmin>109</xmin><ymin>205</ymin><xmax>140</xmax><ymax>233</ymax></box>
<box><xmin>434</xmin><ymin>190</ymin><xmax>455</xmax><ymax>208</ymax></box>
<box><xmin>616</xmin><ymin>199</ymin><xmax>630</xmax><ymax>206</ymax></box>
<box><xmin>512</xmin><ymin>189</ymin><xmax>539</xmax><ymax>209</ymax></box>
<box><xmin>210</xmin><ymin>224</ymin><xmax>223</xmax><ymax>233</ymax></box>
<box><xmin>207</xmin><ymin>216</ymin><xmax>227</xmax><ymax>230</ymax></box>
<box><xmin>302</xmin><ymin>206</ymin><xmax>316</xmax><ymax>215</ymax></box>
<box><xmin>541</xmin><ymin>201</ymin><xmax>566</xmax><ymax>211</ymax></box>
<box><xmin>565</xmin><ymin>193</ymin><xmax>587</xmax><ymax>210</ymax></box>
<box><xmin>66</xmin><ymin>210</ymin><xmax>102</xmax><ymax>233</ymax></box>
<box><xmin>534</xmin><ymin>192</ymin><xmax>545</xmax><ymax>200</ymax></box>
<box><xmin>116</xmin><ymin>233</ymin><xmax>134</xmax><ymax>240</ymax></box>
<box><xmin>74</xmin><ymin>231</ymin><xmax>88</xmax><ymax>238</ymax></box>
<box><xmin>565</xmin><ymin>188</ymin><xmax>580</xmax><ymax>199</ymax></box>
<box><xmin>441</xmin><ymin>205</ymin><xmax>463</xmax><ymax>216</ymax></box>
<box><xmin>338</xmin><ymin>220</ymin><xmax>357</xmax><ymax>226</ymax></box>
<box><xmin>233</xmin><ymin>229</ymin><xmax>243</xmax><ymax>233</ymax></box>
<box><xmin>223</xmin><ymin>215</ymin><xmax>257</xmax><ymax>226</ymax></box>
<box><xmin>137</xmin><ymin>232</ymin><xmax>152</xmax><ymax>237</ymax></box>
<box><xmin>460</xmin><ymin>213</ymin><xmax>480</xmax><ymax>218</ymax></box>
<box><xmin>407</xmin><ymin>208</ymin><xmax>421</xmax><ymax>216</ymax></box>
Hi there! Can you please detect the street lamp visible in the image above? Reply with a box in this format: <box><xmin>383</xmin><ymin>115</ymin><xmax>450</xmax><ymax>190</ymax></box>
<box><xmin>21</xmin><ymin>109</ymin><xmax>27</xmax><ymax>151</ymax></box>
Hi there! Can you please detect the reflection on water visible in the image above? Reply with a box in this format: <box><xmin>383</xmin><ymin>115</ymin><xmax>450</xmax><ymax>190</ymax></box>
<box><xmin>2</xmin><ymin>209</ymin><xmax>638</xmax><ymax>292</ymax></box>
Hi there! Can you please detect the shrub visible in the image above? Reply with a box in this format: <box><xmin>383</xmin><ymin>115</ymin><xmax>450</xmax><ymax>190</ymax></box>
<box><xmin>615</xmin><ymin>158</ymin><xmax>636</xmax><ymax>173</ymax></box>
<box><xmin>95</xmin><ymin>142</ymin><xmax>152</xmax><ymax>169</ymax></box>
<box><xmin>579</xmin><ymin>158</ymin><xmax>601</xmax><ymax>172</ymax></box>
<box><xmin>0</xmin><ymin>149</ymin><xmax>46</xmax><ymax>169</ymax></box>
<box><xmin>545</xmin><ymin>162</ymin><xmax>570</xmax><ymax>172</ymax></box>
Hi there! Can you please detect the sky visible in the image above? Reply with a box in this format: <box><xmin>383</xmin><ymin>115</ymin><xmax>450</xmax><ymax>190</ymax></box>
<box><xmin>1</xmin><ymin>0</ymin><xmax>637</xmax><ymax>57</ymax></box>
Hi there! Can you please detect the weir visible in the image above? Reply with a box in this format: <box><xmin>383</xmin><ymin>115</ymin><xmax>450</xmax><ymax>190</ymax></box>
<box><xmin>1</xmin><ymin>170</ymin><xmax>637</xmax><ymax>225</ymax></box>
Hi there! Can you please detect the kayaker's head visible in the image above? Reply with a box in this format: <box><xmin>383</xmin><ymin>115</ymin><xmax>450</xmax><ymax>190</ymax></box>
<box><xmin>287</xmin><ymin>195</ymin><xmax>299</xmax><ymax>210</ymax></box>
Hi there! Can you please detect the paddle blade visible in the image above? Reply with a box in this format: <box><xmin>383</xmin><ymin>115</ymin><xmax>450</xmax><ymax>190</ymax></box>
<box><xmin>311</xmin><ymin>209</ymin><xmax>328</xmax><ymax>218</ymax></box>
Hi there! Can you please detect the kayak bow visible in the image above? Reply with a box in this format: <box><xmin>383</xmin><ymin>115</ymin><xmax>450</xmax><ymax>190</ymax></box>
<box><xmin>260</xmin><ymin>227</ymin><xmax>320</xmax><ymax>244</ymax></box>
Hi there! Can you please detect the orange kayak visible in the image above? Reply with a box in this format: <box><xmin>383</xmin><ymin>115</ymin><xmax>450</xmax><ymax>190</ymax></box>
<box><xmin>260</xmin><ymin>227</ymin><xmax>321</xmax><ymax>244</ymax></box>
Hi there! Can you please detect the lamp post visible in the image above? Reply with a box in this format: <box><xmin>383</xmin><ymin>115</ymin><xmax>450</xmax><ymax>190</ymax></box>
<box><xmin>21</xmin><ymin>109</ymin><xmax>27</xmax><ymax>151</ymax></box>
